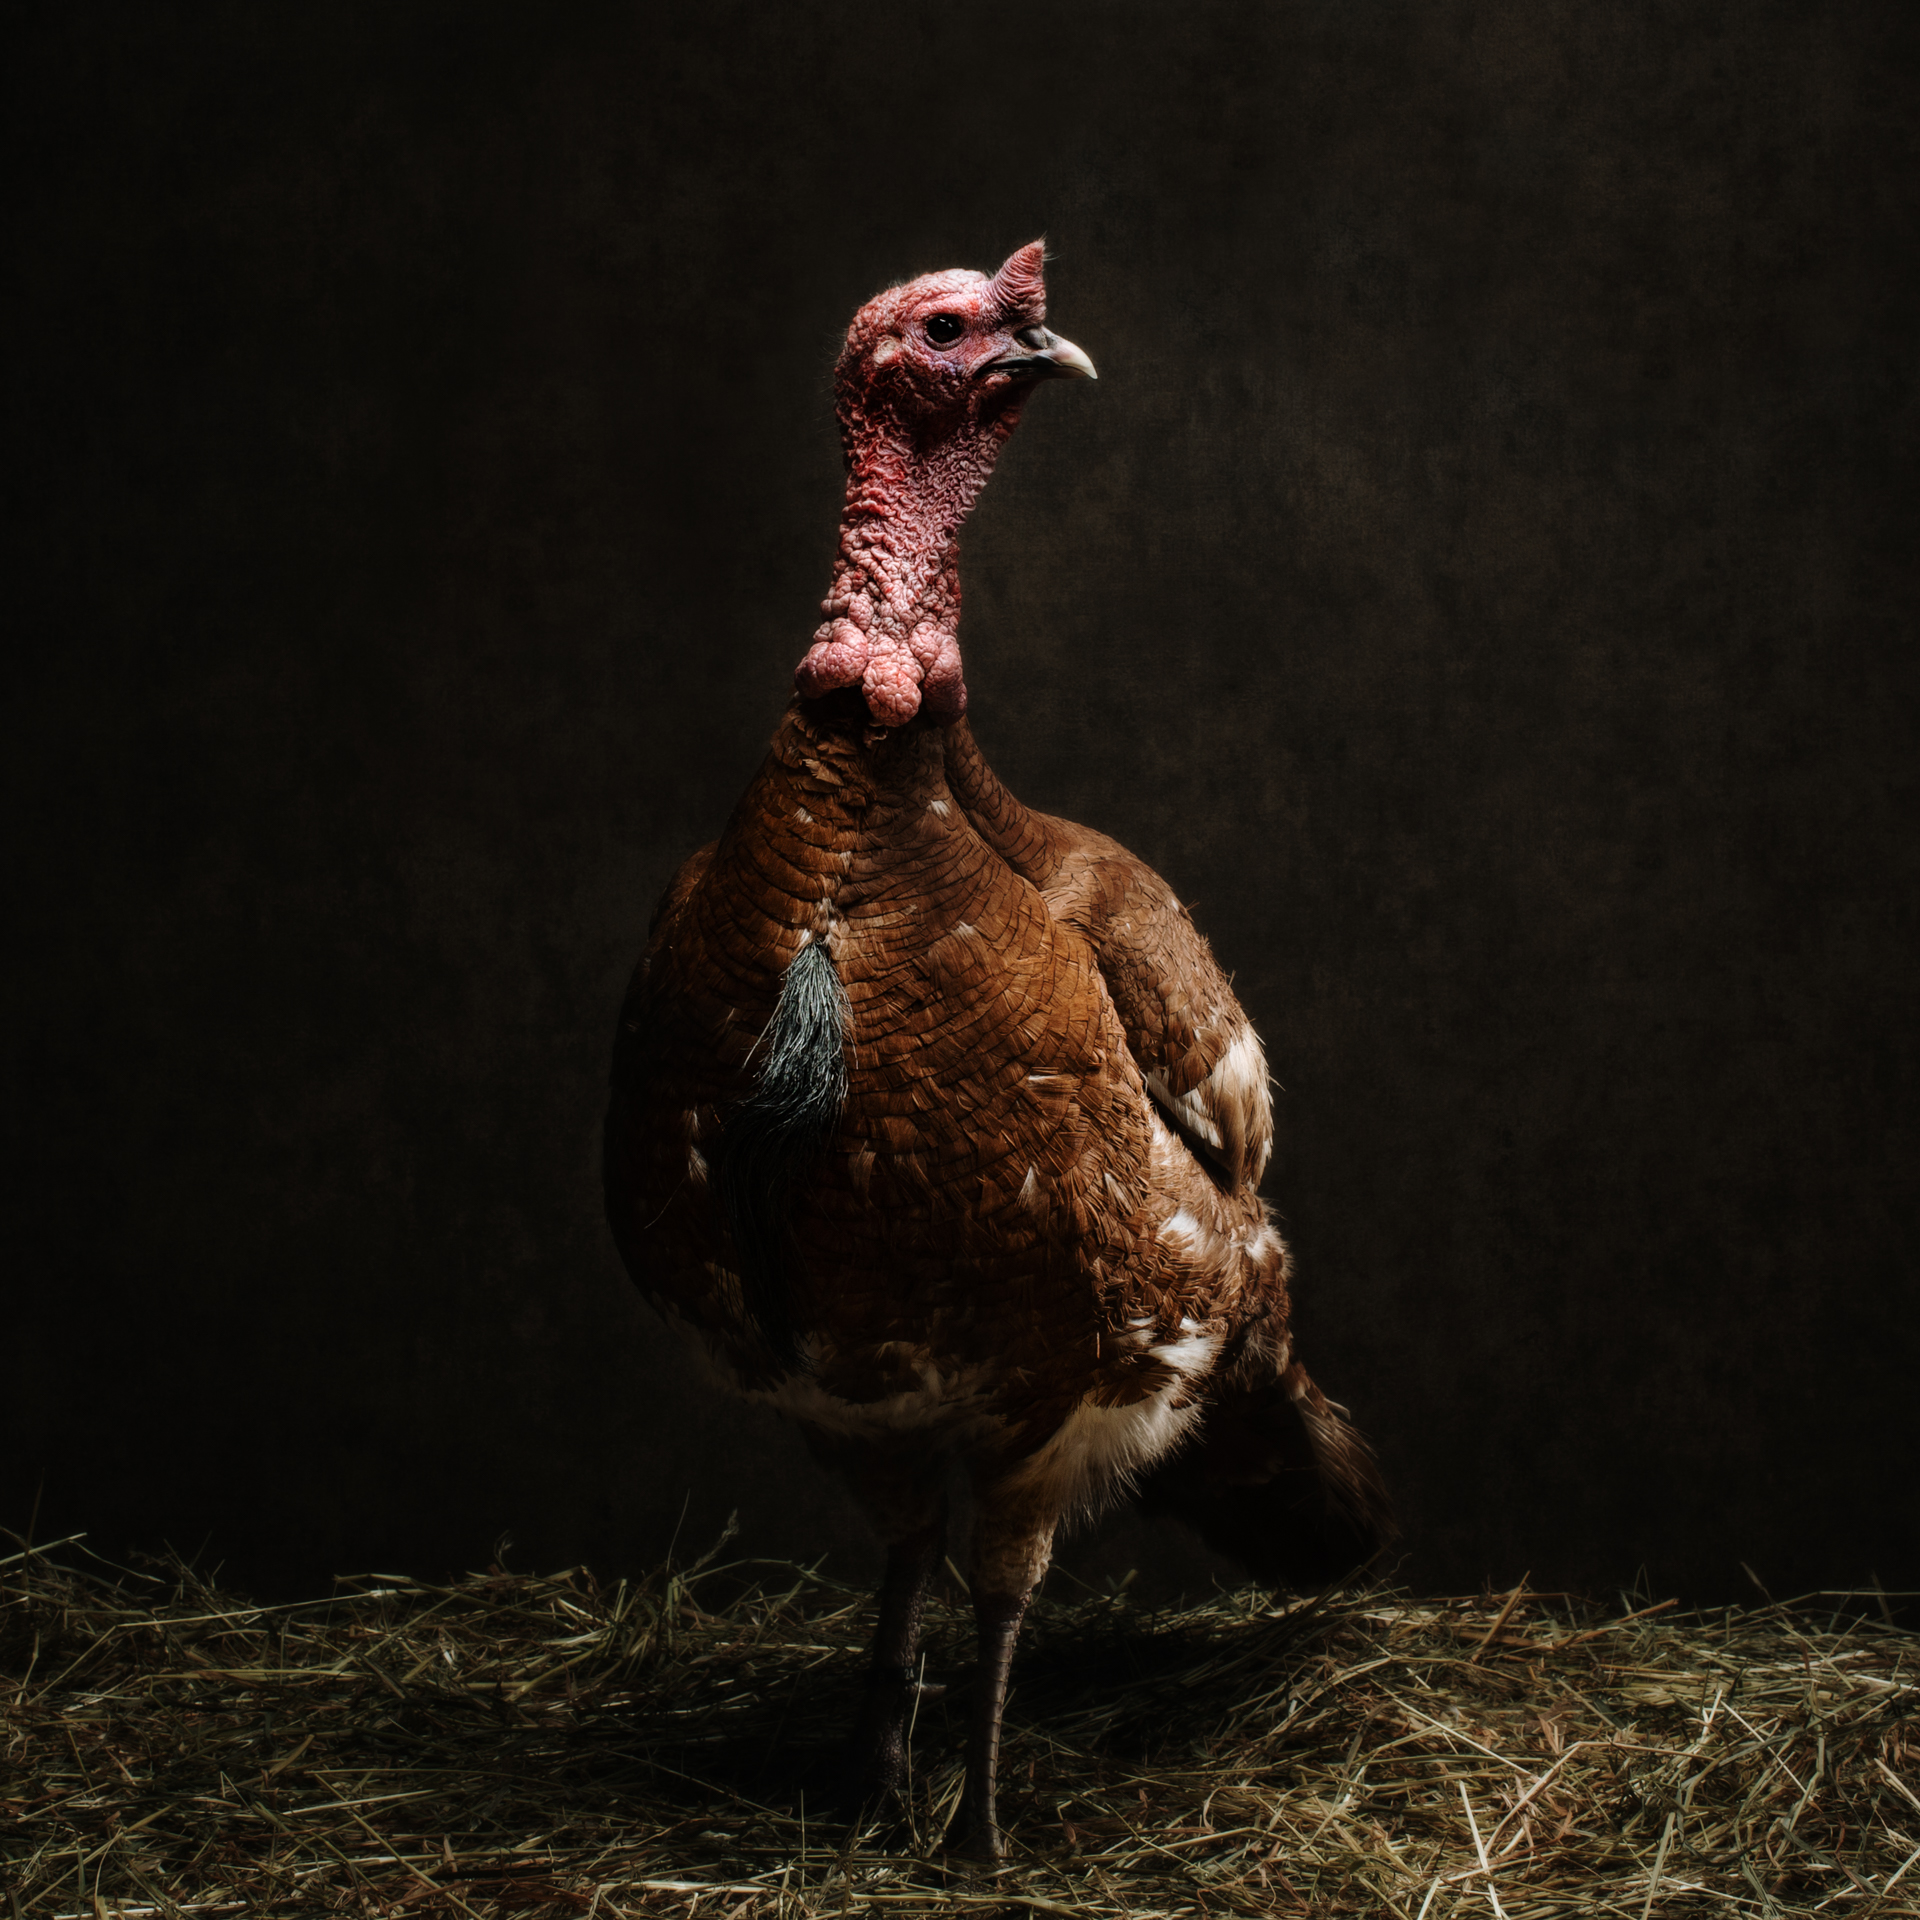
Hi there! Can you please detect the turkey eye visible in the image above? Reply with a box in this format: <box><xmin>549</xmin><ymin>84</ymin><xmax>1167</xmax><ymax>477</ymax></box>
<box><xmin>924</xmin><ymin>314</ymin><xmax>964</xmax><ymax>346</ymax></box>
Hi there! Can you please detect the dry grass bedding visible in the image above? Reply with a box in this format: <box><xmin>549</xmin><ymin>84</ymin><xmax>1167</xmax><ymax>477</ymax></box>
<box><xmin>3</xmin><ymin>1526</ymin><xmax>1916</xmax><ymax>1917</ymax></box>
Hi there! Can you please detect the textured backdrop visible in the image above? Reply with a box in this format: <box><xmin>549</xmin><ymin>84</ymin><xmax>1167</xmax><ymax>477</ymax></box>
<box><xmin>9</xmin><ymin>0</ymin><xmax>1916</xmax><ymax>1604</ymax></box>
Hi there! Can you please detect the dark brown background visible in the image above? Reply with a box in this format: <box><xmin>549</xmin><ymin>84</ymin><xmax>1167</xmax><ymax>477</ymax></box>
<box><xmin>9</xmin><ymin>1</ymin><xmax>1916</xmax><ymax>1607</ymax></box>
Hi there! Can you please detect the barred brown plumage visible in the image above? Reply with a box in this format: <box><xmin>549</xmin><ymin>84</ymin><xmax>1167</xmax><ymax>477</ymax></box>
<box><xmin>602</xmin><ymin>242</ymin><xmax>1392</xmax><ymax>1861</ymax></box>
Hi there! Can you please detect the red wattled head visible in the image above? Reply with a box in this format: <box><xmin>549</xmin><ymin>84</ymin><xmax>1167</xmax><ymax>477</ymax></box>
<box><xmin>796</xmin><ymin>243</ymin><xmax>1095</xmax><ymax>730</ymax></box>
<box><xmin>833</xmin><ymin>239</ymin><xmax>1096</xmax><ymax>438</ymax></box>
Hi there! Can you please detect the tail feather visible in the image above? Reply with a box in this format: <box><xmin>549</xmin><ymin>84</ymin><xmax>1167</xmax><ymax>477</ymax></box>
<box><xmin>1288</xmin><ymin>1367</ymin><xmax>1396</xmax><ymax>1553</ymax></box>
<box><xmin>715</xmin><ymin>939</ymin><xmax>849</xmax><ymax>1369</ymax></box>
<box><xmin>1135</xmin><ymin>1363</ymin><xmax>1395</xmax><ymax>1590</ymax></box>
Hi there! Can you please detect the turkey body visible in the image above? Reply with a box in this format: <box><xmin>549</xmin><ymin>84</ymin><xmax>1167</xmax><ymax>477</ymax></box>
<box><xmin>602</xmin><ymin>244</ymin><xmax>1387</xmax><ymax>1859</ymax></box>
<box><xmin>609</xmin><ymin>704</ymin><xmax>1294</xmax><ymax>1567</ymax></box>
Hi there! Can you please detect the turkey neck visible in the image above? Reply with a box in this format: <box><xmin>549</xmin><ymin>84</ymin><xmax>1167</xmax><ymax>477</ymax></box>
<box><xmin>797</xmin><ymin>391</ymin><xmax>1027</xmax><ymax>728</ymax></box>
<box><xmin>720</xmin><ymin>701</ymin><xmax>957</xmax><ymax>960</ymax></box>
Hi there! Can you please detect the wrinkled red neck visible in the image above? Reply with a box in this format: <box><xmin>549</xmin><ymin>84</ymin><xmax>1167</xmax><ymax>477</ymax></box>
<box><xmin>795</xmin><ymin>393</ymin><xmax>1025</xmax><ymax>729</ymax></box>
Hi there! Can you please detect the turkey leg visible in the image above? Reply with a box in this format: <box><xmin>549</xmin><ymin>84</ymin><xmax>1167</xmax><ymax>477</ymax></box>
<box><xmin>800</xmin><ymin>1431</ymin><xmax>948</xmax><ymax>1813</ymax></box>
<box><xmin>948</xmin><ymin>1585</ymin><xmax>1032</xmax><ymax>1861</ymax></box>
<box><xmin>841</xmin><ymin>1507</ymin><xmax>948</xmax><ymax>1804</ymax></box>
<box><xmin>947</xmin><ymin>1489</ymin><xmax>1056</xmax><ymax>1863</ymax></box>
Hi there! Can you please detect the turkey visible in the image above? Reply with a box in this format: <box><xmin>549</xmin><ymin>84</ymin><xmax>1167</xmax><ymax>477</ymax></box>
<box><xmin>604</xmin><ymin>241</ymin><xmax>1391</xmax><ymax>1860</ymax></box>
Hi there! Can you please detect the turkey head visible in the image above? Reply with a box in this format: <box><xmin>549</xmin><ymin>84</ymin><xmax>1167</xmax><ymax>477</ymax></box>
<box><xmin>797</xmin><ymin>240</ymin><xmax>1096</xmax><ymax>728</ymax></box>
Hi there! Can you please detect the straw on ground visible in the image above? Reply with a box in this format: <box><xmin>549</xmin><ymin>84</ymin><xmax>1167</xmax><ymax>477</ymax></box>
<box><xmin>2</xmin><ymin>1531</ymin><xmax>1914</xmax><ymax>1916</ymax></box>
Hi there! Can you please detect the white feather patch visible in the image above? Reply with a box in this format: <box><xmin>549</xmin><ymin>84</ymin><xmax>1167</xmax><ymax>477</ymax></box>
<box><xmin>1144</xmin><ymin>1022</ymin><xmax>1272</xmax><ymax>1187</ymax></box>
<box><xmin>1145</xmin><ymin>1070</ymin><xmax>1225</xmax><ymax>1150</ymax></box>
<box><xmin>1159</xmin><ymin>1207</ymin><xmax>1202</xmax><ymax>1248</ymax></box>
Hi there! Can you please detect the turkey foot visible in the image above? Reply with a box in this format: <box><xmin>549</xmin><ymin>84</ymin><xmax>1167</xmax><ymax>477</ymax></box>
<box><xmin>806</xmin><ymin>1664</ymin><xmax>948</xmax><ymax>1817</ymax></box>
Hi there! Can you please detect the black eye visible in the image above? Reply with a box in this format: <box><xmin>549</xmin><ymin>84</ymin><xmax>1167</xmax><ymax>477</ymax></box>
<box><xmin>924</xmin><ymin>314</ymin><xmax>964</xmax><ymax>346</ymax></box>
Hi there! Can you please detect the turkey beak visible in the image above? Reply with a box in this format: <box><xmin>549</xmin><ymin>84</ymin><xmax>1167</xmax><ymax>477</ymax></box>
<box><xmin>1034</xmin><ymin>330</ymin><xmax>1098</xmax><ymax>380</ymax></box>
<box><xmin>986</xmin><ymin>326</ymin><xmax>1098</xmax><ymax>382</ymax></box>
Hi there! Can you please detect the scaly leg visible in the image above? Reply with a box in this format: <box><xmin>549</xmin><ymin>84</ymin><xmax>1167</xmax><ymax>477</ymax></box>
<box><xmin>800</xmin><ymin>1429</ymin><xmax>948</xmax><ymax>1812</ymax></box>
<box><xmin>948</xmin><ymin>1585</ymin><xmax>1032</xmax><ymax>1860</ymax></box>
<box><xmin>948</xmin><ymin>1485</ymin><xmax>1057</xmax><ymax>1862</ymax></box>
<box><xmin>841</xmin><ymin>1507</ymin><xmax>948</xmax><ymax>1803</ymax></box>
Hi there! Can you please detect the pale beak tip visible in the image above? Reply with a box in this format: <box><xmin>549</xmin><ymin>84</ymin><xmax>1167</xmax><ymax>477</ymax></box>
<box><xmin>1047</xmin><ymin>336</ymin><xmax>1098</xmax><ymax>382</ymax></box>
